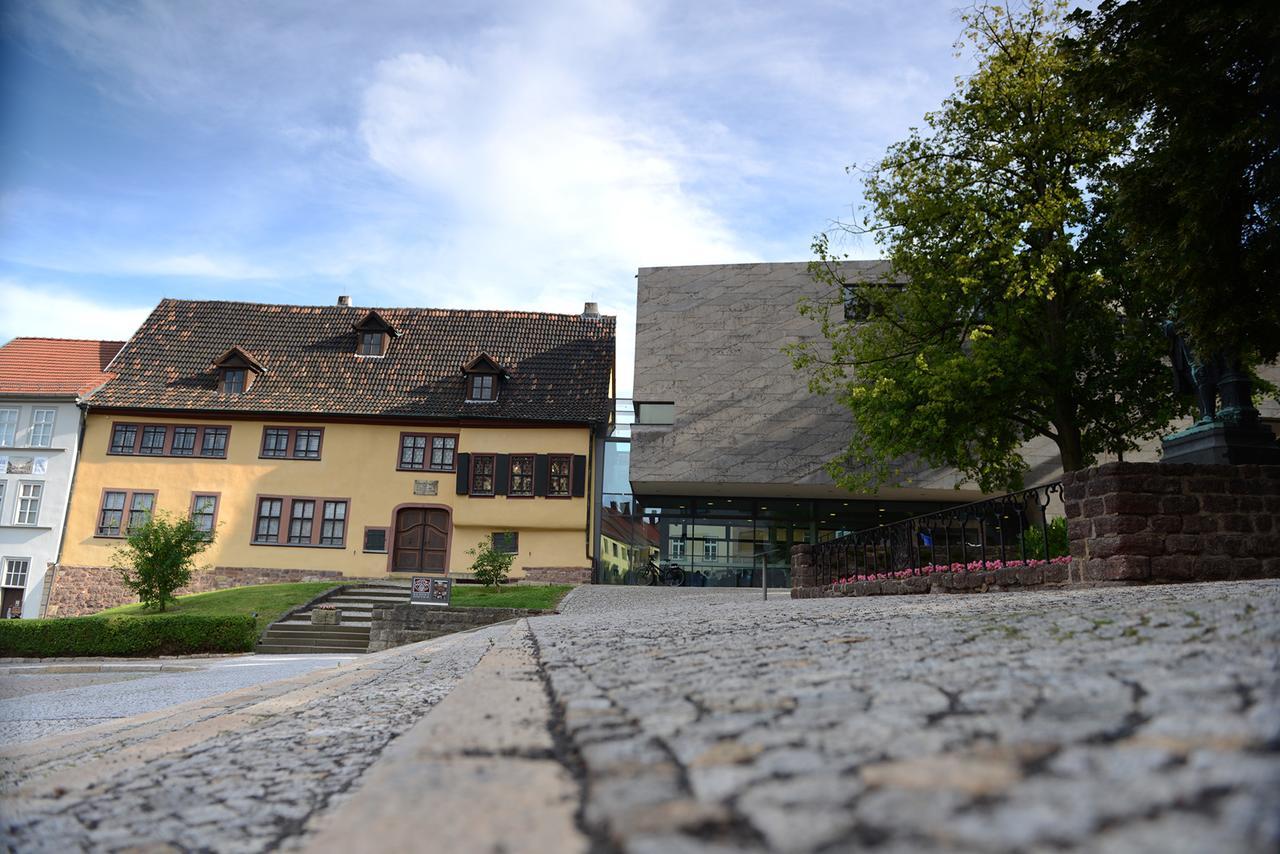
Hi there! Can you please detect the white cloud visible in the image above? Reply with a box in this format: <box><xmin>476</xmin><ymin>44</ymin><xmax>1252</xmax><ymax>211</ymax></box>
<box><xmin>0</xmin><ymin>281</ymin><xmax>151</xmax><ymax>343</ymax></box>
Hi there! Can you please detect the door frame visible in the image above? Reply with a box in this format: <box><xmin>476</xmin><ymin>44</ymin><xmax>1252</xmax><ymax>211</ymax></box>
<box><xmin>386</xmin><ymin>503</ymin><xmax>453</xmax><ymax>574</ymax></box>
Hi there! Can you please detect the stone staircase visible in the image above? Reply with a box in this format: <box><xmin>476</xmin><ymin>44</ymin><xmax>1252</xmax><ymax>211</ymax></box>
<box><xmin>255</xmin><ymin>582</ymin><xmax>412</xmax><ymax>654</ymax></box>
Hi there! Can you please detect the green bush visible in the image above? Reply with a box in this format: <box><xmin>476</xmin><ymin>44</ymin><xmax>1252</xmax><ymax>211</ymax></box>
<box><xmin>1024</xmin><ymin>516</ymin><xmax>1069</xmax><ymax>559</ymax></box>
<box><xmin>113</xmin><ymin>511</ymin><xmax>216</xmax><ymax>612</ymax></box>
<box><xmin>466</xmin><ymin>534</ymin><xmax>515</xmax><ymax>587</ymax></box>
<box><xmin>0</xmin><ymin>614</ymin><xmax>258</xmax><ymax>657</ymax></box>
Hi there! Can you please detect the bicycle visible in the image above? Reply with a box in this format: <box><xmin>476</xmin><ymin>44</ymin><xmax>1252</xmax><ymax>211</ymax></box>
<box><xmin>625</xmin><ymin>559</ymin><xmax>686</xmax><ymax>587</ymax></box>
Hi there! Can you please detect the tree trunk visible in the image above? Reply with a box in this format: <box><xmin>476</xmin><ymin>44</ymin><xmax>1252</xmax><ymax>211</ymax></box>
<box><xmin>1055</xmin><ymin>418</ymin><xmax>1086</xmax><ymax>472</ymax></box>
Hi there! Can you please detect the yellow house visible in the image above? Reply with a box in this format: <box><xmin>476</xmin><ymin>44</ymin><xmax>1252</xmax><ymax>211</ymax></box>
<box><xmin>57</xmin><ymin>298</ymin><xmax>615</xmax><ymax>600</ymax></box>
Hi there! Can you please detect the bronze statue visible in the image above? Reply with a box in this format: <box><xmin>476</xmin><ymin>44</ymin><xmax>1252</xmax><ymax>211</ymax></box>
<box><xmin>1164</xmin><ymin>320</ymin><xmax>1261</xmax><ymax>428</ymax></box>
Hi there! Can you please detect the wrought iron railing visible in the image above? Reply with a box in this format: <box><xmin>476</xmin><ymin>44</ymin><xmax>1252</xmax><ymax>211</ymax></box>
<box><xmin>809</xmin><ymin>482</ymin><xmax>1065</xmax><ymax>587</ymax></box>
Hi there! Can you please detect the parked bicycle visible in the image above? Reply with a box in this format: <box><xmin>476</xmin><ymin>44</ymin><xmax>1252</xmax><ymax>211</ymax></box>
<box><xmin>625</xmin><ymin>559</ymin><xmax>686</xmax><ymax>587</ymax></box>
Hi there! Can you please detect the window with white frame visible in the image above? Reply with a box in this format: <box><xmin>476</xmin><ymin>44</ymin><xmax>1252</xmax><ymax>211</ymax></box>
<box><xmin>669</xmin><ymin>539</ymin><xmax>685</xmax><ymax>559</ymax></box>
<box><xmin>29</xmin><ymin>409</ymin><xmax>56</xmax><ymax>448</ymax></box>
<box><xmin>0</xmin><ymin>409</ymin><xmax>17</xmax><ymax>447</ymax></box>
<box><xmin>15</xmin><ymin>483</ymin><xmax>42</xmax><ymax>526</ymax></box>
<box><xmin>2</xmin><ymin>558</ymin><xmax>29</xmax><ymax>588</ymax></box>
<box><xmin>702</xmin><ymin>539</ymin><xmax>718</xmax><ymax>561</ymax></box>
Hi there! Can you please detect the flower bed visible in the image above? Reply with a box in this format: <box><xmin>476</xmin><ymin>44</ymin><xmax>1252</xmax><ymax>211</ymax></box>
<box><xmin>832</xmin><ymin>556</ymin><xmax>1071</xmax><ymax>586</ymax></box>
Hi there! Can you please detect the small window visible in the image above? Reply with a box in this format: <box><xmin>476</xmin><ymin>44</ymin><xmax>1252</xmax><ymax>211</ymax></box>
<box><xmin>612</xmin><ymin>541</ymin><xmax>619</xmax><ymax>556</ymax></box>
<box><xmin>509</xmin><ymin>455</ymin><xmax>535</xmax><ymax>496</ymax></box>
<box><xmin>468</xmin><ymin>374</ymin><xmax>496</xmax><ymax>401</ymax></box>
<box><xmin>222</xmin><ymin>368</ymin><xmax>246</xmax><ymax>394</ymax></box>
<box><xmin>399</xmin><ymin>434</ymin><xmax>456</xmax><ymax>471</ymax></box>
<box><xmin>288</xmin><ymin>500</ymin><xmax>316</xmax><ymax>544</ymax></box>
<box><xmin>320</xmin><ymin>501</ymin><xmax>347</xmax><ymax>545</ymax></box>
<box><xmin>139</xmin><ymin>425</ymin><xmax>167</xmax><ymax>455</ymax></box>
<box><xmin>97</xmin><ymin>491</ymin><xmax>127</xmax><ymax>536</ymax></box>
<box><xmin>171</xmin><ymin>427</ymin><xmax>197</xmax><ymax>456</ymax></box>
<box><xmin>363</xmin><ymin>527</ymin><xmax>388</xmax><ymax>553</ymax></box>
<box><xmin>471</xmin><ymin>454</ymin><xmax>496</xmax><ymax>495</ymax></box>
<box><xmin>201</xmin><ymin>427</ymin><xmax>229</xmax><ymax>458</ymax></box>
<box><xmin>359</xmin><ymin>332</ymin><xmax>385</xmax><ymax>356</ymax></box>
<box><xmin>15</xmin><ymin>483</ymin><xmax>42</xmax><ymax>526</ymax></box>
<box><xmin>262</xmin><ymin>428</ymin><xmax>289</xmax><ymax>458</ymax></box>
<box><xmin>548</xmin><ymin>455</ymin><xmax>572</xmax><ymax>497</ymax></box>
<box><xmin>127</xmin><ymin>492</ymin><xmax>155</xmax><ymax>533</ymax></box>
<box><xmin>0</xmin><ymin>409</ymin><xmax>16</xmax><ymax>447</ymax></box>
<box><xmin>703</xmin><ymin>540</ymin><xmax>719</xmax><ymax>561</ymax></box>
<box><xmin>670</xmin><ymin>539</ymin><xmax>686</xmax><ymax>559</ymax></box>
<box><xmin>254</xmin><ymin>498</ymin><xmax>283</xmax><ymax>543</ymax></box>
<box><xmin>492</xmin><ymin>531</ymin><xmax>518</xmax><ymax>554</ymax></box>
<box><xmin>30</xmin><ymin>409</ymin><xmax>56</xmax><ymax>448</ymax></box>
<box><xmin>293</xmin><ymin>429</ymin><xmax>322</xmax><ymax>459</ymax></box>
<box><xmin>191</xmin><ymin>494</ymin><xmax>218</xmax><ymax>539</ymax></box>
<box><xmin>110</xmin><ymin>424</ymin><xmax>138</xmax><ymax>454</ymax></box>
<box><xmin>3</xmin><ymin>558</ymin><xmax>30</xmax><ymax>588</ymax></box>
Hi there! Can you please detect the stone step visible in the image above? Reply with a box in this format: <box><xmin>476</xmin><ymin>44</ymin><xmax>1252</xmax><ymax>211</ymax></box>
<box><xmin>254</xmin><ymin>643</ymin><xmax>368</xmax><ymax>655</ymax></box>
<box><xmin>267</xmin><ymin>623</ymin><xmax>371</xmax><ymax>636</ymax></box>
<box><xmin>260</xmin><ymin>636</ymin><xmax>369</xmax><ymax>650</ymax></box>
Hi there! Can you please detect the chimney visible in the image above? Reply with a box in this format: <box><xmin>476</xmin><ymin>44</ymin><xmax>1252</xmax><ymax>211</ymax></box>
<box><xmin>337</xmin><ymin>295</ymin><xmax>352</xmax><ymax>306</ymax></box>
<box><xmin>582</xmin><ymin>301</ymin><xmax>599</xmax><ymax>318</ymax></box>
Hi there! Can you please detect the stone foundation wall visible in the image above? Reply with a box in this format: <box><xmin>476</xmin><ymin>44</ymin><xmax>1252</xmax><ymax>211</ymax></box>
<box><xmin>791</xmin><ymin>461</ymin><xmax>1280</xmax><ymax>599</ymax></box>
<box><xmin>523</xmin><ymin>566</ymin><xmax>592</xmax><ymax>585</ymax></box>
<box><xmin>1062</xmin><ymin>461</ymin><xmax>1280</xmax><ymax>582</ymax></box>
<box><xmin>43</xmin><ymin>565</ymin><xmax>350</xmax><ymax>617</ymax></box>
<box><xmin>367</xmin><ymin>603</ymin><xmax>554</xmax><ymax>652</ymax></box>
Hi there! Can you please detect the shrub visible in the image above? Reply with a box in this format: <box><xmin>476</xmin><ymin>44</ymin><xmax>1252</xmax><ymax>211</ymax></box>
<box><xmin>467</xmin><ymin>534</ymin><xmax>515</xmax><ymax>587</ymax></box>
<box><xmin>113</xmin><ymin>511</ymin><xmax>216</xmax><ymax>612</ymax></box>
<box><xmin>0</xmin><ymin>614</ymin><xmax>258</xmax><ymax>657</ymax></box>
<box><xmin>1023</xmin><ymin>516</ymin><xmax>1069</xmax><ymax>559</ymax></box>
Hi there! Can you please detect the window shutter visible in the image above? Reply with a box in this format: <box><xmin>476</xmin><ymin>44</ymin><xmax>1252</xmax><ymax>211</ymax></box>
<box><xmin>571</xmin><ymin>454</ymin><xmax>587</xmax><ymax>497</ymax></box>
<box><xmin>534</xmin><ymin>454</ymin><xmax>550</xmax><ymax>497</ymax></box>
<box><xmin>494</xmin><ymin>454</ymin><xmax>510</xmax><ymax>495</ymax></box>
<box><xmin>456</xmin><ymin>453</ymin><xmax>471</xmax><ymax>495</ymax></box>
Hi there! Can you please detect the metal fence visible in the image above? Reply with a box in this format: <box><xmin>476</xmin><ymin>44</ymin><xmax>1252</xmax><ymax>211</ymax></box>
<box><xmin>810</xmin><ymin>482</ymin><xmax>1065</xmax><ymax>587</ymax></box>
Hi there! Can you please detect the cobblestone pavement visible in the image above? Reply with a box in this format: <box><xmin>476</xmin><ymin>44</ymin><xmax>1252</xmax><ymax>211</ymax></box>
<box><xmin>0</xmin><ymin>655</ymin><xmax>358</xmax><ymax>746</ymax></box>
<box><xmin>0</xmin><ymin>624</ymin><xmax>509</xmax><ymax>852</ymax></box>
<box><xmin>537</xmin><ymin>581</ymin><xmax>1280</xmax><ymax>853</ymax></box>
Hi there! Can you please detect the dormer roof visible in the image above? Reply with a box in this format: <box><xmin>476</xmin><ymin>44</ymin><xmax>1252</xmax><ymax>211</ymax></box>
<box><xmin>353</xmin><ymin>310</ymin><xmax>399</xmax><ymax>337</ymax></box>
<box><xmin>210</xmin><ymin>345</ymin><xmax>266</xmax><ymax>374</ymax></box>
<box><xmin>461</xmin><ymin>353</ymin><xmax>507</xmax><ymax>376</ymax></box>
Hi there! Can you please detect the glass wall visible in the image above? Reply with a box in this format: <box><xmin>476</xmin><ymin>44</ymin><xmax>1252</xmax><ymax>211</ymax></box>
<box><xmin>600</xmin><ymin>399</ymin><xmax>960</xmax><ymax>586</ymax></box>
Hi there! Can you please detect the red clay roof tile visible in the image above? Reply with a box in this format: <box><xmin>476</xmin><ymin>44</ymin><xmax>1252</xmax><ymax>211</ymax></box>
<box><xmin>0</xmin><ymin>338</ymin><xmax>125</xmax><ymax>397</ymax></box>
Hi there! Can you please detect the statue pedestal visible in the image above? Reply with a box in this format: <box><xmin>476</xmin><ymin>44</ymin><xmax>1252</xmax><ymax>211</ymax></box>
<box><xmin>1161</xmin><ymin>422</ymin><xmax>1280</xmax><ymax>465</ymax></box>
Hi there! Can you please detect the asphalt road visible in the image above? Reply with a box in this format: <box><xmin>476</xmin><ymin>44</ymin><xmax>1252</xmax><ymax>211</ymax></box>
<box><xmin>0</xmin><ymin>654</ymin><xmax>358</xmax><ymax>746</ymax></box>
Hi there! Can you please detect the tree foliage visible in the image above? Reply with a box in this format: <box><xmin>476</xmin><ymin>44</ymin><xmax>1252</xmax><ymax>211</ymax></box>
<box><xmin>466</xmin><ymin>534</ymin><xmax>515</xmax><ymax>587</ymax></box>
<box><xmin>111</xmin><ymin>512</ymin><xmax>215</xmax><ymax>612</ymax></box>
<box><xmin>1067</xmin><ymin>0</ymin><xmax>1280</xmax><ymax>367</ymax></box>
<box><xmin>789</xmin><ymin>0</ymin><xmax>1178</xmax><ymax>492</ymax></box>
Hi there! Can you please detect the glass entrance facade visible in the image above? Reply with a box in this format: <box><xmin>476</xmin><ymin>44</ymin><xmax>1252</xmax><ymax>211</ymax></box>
<box><xmin>599</xmin><ymin>405</ymin><xmax>960</xmax><ymax>587</ymax></box>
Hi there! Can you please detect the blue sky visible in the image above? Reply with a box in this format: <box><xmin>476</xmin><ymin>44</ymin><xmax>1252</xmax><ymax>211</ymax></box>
<box><xmin>1</xmin><ymin>0</ymin><xmax>974</xmax><ymax>393</ymax></box>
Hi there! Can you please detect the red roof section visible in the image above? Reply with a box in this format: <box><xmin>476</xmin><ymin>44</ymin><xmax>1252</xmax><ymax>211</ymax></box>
<box><xmin>0</xmin><ymin>338</ymin><xmax>126</xmax><ymax>397</ymax></box>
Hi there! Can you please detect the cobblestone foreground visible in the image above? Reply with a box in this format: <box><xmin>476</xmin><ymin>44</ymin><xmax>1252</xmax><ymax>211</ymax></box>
<box><xmin>536</xmin><ymin>582</ymin><xmax>1280</xmax><ymax>853</ymax></box>
<box><xmin>0</xmin><ymin>623</ymin><xmax>511</xmax><ymax>852</ymax></box>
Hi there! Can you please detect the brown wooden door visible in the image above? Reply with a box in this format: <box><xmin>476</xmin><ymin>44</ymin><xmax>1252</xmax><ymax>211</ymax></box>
<box><xmin>392</xmin><ymin>508</ymin><xmax>450</xmax><ymax>572</ymax></box>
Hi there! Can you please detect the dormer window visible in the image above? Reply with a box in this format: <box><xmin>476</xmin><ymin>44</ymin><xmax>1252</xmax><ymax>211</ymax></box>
<box><xmin>210</xmin><ymin>346</ymin><xmax>265</xmax><ymax>395</ymax></box>
<box><xmin>223</xmin><ymin>369</ymin><xmax>246</xmax><ymax>394</ymax></box>
<box><xmin>353</xmin><ymin>310</ymin><xmax>397</xmax><ymax>357</ymax></box>
<box><xmin>469</xmin><ymin>373</ymin><xmax>496</xmax><ymax>401</ymax></box>
<box><xmin>462</xmin><ymin>353</ymin><xmax>506</xmax><ymax>403</ymax></box>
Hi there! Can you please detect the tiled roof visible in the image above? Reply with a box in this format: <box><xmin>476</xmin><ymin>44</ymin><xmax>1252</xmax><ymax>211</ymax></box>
<box><xmin>0</xmin><ymin>338</ymin><xmax>125</xmax><ymax>397</ymax></box>
<box><xmin>601</xmin><ymin>506</ymin><xmax>659</xmax><ymax>547</ymax></box>
<box><xmin>90</xmin><ymin>300</ymin><xmax>616</xmax><ymax>424</ymax></box>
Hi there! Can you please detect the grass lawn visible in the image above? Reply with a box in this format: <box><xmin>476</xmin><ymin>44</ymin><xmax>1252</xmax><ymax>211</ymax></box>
<box><xmin>98</xmin><ymin>582</ymin><xmax>340</xmax><ymax>633</ymax></box>
<box><xmin>451</xmin><ymin>584</ymin><xmax>573</xmax><ymax>611</ymax></box>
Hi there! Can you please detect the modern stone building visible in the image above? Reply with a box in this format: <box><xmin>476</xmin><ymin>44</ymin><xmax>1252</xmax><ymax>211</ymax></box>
<box><xmin>620</xmin><ymin>262</ymin><xmax>984</xmax><ymax>587</ymax></box>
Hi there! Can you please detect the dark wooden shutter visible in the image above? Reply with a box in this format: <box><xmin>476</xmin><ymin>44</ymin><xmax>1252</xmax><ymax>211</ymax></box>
<box><xmin>494</xmin><ymin>454</ymin><xmax>510</xmax><ymax>495</ymax></box>
<box><xmin>534</xmin><ymin>454</ymin><xmax>549</xmax><ymax>497</ymax></box>
<box><xmin>571</xmin><ymin>455</ymin><xmax>587</xmax><ymax>497</ymax></box>
<box><xmin>456</xmin><ymin>453</ymin><xmax>471</xmax><ymax>495</ymax></box>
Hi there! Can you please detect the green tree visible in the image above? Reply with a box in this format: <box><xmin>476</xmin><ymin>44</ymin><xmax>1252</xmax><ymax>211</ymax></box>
<box><xmin>1067</xmin><ymin>0</ymin><xmax>1280</xmax><ymax>370</ymax></box>
<box><xmin>789</xmin><ymin>0</ymin><xmax>1177</xmax><ymax>492</ymax></box>
<box><xmin>466</xmin><ymin>534</ymin><xmax>515</xmax><ymax>587</ymax></box>
<box><xmin>112</xmin><ymin>512</ymin><xmax>215</xmax><ymax>612</ymax></box>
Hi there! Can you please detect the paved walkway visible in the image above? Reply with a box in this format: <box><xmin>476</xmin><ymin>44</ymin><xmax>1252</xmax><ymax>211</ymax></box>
<box><xmin>1</xmin><ymin>582</ymin><xmax>1276</xmax><ymax>852</ymax></box>
<box><xmin>0</xmin><ymin>655</ymin><xmax>358</xmax><ymax>746</ymax></box>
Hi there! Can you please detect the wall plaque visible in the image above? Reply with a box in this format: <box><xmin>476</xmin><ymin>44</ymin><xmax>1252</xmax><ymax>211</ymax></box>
<box><xmin>413</xmin><ymin>479</ymin><xmax>439</xmax><ymax>496</ymax></box>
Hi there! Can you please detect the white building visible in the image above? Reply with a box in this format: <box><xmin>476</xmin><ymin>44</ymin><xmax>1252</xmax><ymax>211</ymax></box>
<box><xmin>0</xmin><ymin>338</ymin><xmax>123</xmax><ymax>618</ymax></box>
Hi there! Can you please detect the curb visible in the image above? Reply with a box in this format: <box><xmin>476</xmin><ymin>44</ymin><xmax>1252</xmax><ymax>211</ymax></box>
<box><xmin>1</xmin><ymin>663</ymin><xmax>203</xmax><ymax>675</ymax></box>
